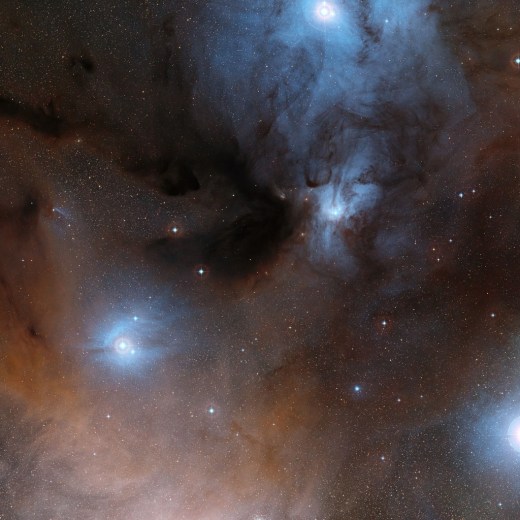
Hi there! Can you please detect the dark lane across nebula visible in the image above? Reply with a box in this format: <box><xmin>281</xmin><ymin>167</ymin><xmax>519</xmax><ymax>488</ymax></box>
<box><xmin>1</xmin><ymin>1</ymin><xmax>520</xmax><ymax>518</ymax></box>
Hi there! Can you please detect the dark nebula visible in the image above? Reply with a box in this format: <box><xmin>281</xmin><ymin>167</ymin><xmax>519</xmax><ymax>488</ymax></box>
<box><xmin>1</xmin><ymin>1</ymin><xmax>520</xmax><ymax>518</ymax></box>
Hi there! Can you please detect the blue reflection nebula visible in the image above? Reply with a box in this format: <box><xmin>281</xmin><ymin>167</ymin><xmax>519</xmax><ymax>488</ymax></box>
<box><xmin>86</xmin><ymin>308</ymin><xmax>173</xmax><ymax>374</ymax></box>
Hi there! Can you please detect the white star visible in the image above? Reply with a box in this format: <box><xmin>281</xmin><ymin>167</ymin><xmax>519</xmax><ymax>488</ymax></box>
<box><xmin>315</xmin><ymin>1</ymin><xmax>336</xmax><ymax>21</ymax></box>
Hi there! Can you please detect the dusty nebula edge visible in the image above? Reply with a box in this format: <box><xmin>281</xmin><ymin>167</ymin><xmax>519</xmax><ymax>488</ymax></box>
<box><xmin>1</xmin><ymin>0</ymin><xmax>520</xmax><ymax>518</ymax></box>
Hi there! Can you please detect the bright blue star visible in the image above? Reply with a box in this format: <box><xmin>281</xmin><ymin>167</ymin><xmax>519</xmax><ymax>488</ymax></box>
<box><xmin>315</xmin><ymin>1</ymin><xmax>336</xmax><ymax>21</ymax></box>
<box><xmin>354</xmin><ymin>385</ymin><xmax>361</xmax><ymax>393</ymax></box>
<box><xmin>85</xmin><ymin>307</ymin><xmax>176</xmax><ymax>374</ymax></box>
<box><xmin>114</xmin><ymin>337</ymin><xmax>134</xmax><ymax>355</ymax></box>
<box><xmin>508</xmin><ymin>417</ymin><xmax>520</xmax><ymax>452</ymax></box>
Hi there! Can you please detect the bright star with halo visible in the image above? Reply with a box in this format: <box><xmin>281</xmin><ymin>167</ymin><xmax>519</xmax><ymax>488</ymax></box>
<box><xmin>315</xmin><ymin>1</ymin><xmax>336</xmax><ymax>21</ymax></box>
<box><xmin>114</xmin><ymin>336</ymin><xmax>133</xmax><ymax>355</ymax></box>
<box><xmin>507</xmin><ymin>417</ymin><xmax>520</xmax><ymax>452</ymax></box>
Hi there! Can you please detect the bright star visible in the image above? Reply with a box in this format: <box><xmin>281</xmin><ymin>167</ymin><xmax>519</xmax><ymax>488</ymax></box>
<box><xmin>195</xmin><ymin>265</ymin><xmax>209</xmax><ymax>277</ymax></box>
<box><xmin>114</xmin><ymin>336</ymin><xmax>132</xmax><ymax>354</ymax></box>
<box><xmin>354</xmin><ymin>385</ymin><xmax>361</xmax><ymax>393</ymax></box>
<box><xmin>315</xmin><ymin>1</ymin><xmax>336</xmax><ymax>21</ymax></box>
<box><xmin>208</xmin><ymin>406</ymin><xmax>215</xmax><ymax>415</ymax></box>
<box><xmin>507</xmin><ymin>417</ymin><xmax>520</xmax><ymax>452</ymax></box>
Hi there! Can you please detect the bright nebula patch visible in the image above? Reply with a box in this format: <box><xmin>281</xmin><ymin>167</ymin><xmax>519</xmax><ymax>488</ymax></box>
<box><xmin>315</xmin><ymin>1</ymin><xmax>336</xmax><ymax>21</ymax></box>
<box><xmin>84</xmin><ymin>303</ymin><xmax>181</xmax><ymax>374</ymax></box>
<box><xmin>508</xmin><ymin>417</ymin><xmax>520</xmax><ymax>452</ymax></box>
<box><xmin>322</xmin><ymin>199</ymin><xmax>346</xmax><ymax>222</ymax></box>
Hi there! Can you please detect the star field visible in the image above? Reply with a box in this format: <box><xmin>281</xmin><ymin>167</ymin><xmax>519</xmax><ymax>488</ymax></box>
<box><xmin>1</xmin><ymin>1</ymin><xmax>520</xmax><ymax>519</ymax></box>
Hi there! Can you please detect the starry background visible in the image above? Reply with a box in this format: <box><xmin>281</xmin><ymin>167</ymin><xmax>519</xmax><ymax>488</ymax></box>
<box><xmin>1</xmin><ymin>0</ymin><xmax>520</xmax><ymax>518</ymax></box>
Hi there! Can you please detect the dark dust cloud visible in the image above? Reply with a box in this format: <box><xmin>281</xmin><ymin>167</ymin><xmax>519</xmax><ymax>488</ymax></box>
<box><xmin>1</xmin><ymin>0</ymin><xmax>520</xmax><ymax>518</ymax></box>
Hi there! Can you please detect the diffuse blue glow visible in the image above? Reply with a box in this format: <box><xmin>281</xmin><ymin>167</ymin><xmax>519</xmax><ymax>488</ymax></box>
<box><xmin>467</xmin><ymin>394</ymin><xmax>520</xmax><ymax>490</ymax></box>
<box><xmin>86</xmin><ymin>304</ymin><xmax>175</xmax><ymax>374</ymax></box>
<box><xmin>155</xmin><ymin>0</ymin><xmax>467</xmax><ymax>280</ymax></box>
